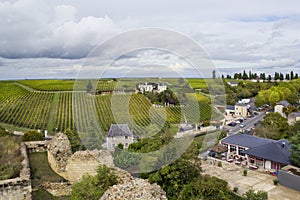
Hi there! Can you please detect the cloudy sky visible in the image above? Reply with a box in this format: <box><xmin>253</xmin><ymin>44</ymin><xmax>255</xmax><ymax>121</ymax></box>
<box><xmin>1</xmin><ymin>0</ymin><xmax>300</xmax><ymax>79</ymax></box>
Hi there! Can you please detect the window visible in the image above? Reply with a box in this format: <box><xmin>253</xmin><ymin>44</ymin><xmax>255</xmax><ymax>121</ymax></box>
<box><xmin>112</xmin><ymin>143</ymin><xmax>115</xmax><ymax>147</ymax></box>
<box><xmin>125</xmin><ymin>136</ymin><xmax>128</xmax><ymax>139</ymax></box>
<box><xmin>125</xmin><ymin>143</ymin><xmax>128</xmax><ymax>147</ymax></box>
<box><xmin>230</xmin><ymin>145</ymin><xmax>236</xmax><ymax>152</ymax></box>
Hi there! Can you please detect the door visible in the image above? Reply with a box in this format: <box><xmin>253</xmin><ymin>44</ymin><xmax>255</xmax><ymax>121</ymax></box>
<box><xmin>265</xmin><ymin>160</ymin><xmax>271</xmax><ymax>169</ymax></box>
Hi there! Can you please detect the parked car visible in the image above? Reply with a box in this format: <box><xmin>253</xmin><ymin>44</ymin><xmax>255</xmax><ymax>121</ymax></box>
<box><xmin>240</xmin><ymin>123</ymin><xmax>245</xmax><ymax>128</ymax></box>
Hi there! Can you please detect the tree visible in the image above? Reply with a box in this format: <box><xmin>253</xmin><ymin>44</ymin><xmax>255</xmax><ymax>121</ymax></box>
<box><xmin>86</xmin><ymin>80</ymin><xmax>93</xmax><ymax>93</ymax></box>
<box><xmin>0</xmin><ymin>126</ymin><xmax>9</xmax><ymax>137</ymax></box>
<box><xmin>226</xmin><ymin>75</ymin><xmax>232</xmax><ymax>79</ymax></box>
<box><xmin>295</xmin><ymin>73</ymin><xmax>299</xmax><ymax>79</ymax></box>
<box><xmin>212</xmin><ymin>70</ymin><xmax>216</xmax><ymax>79</ymax></box>
<box><xmin>289</xmin><ymin>131</ymin><xmax>300</xmax><ymax>167</ymax></box>
<box><xmin>71</xmin><ymin>165</ymin><xmax>118</xmax><ymax>200</ymax></box>
<box><xmin>267</xmin><ymin>75</ymin><xmax>272</xmax><ymax>82</ymax></box>
<box><xmin>285</xmin><ymin>73</ymin><xmax>290</xmax><ymax>80</ymax></box>
<box><xmin>243</xmin><ymin>189</ymin><xmax>268</xmax><ymax>200</ymax></box>
<box><xmin>279</xmin><ymin>73</ymin><xmax>284</xmax><ymax>81</ymax></box>
<box><xmin>64</xmin><ymin>128</ymin><xmax>84</xmax><ymax>153</ymax></box>
<box><xmin>255</xmin><ymin>113</ymin><xmax>290</xmax><ymax>140</ymax></box>
<box><xmin>21</xmin><ymin>130</ymin><xmax>44</xmax><ymax>141</ymax></box>
<box><xmin>291</xmin><ymin>71</ymin><xmax>294</xmax><ymax>80</ymax></box>
<box><xmin>242</xmin><ymin>70</ymin><xmax>248</xmax><ymax>80</ymax></box>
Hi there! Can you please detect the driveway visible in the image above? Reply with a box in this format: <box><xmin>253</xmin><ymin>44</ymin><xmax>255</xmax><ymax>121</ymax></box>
<box><xmin>202</xmin><ymin>159</ymin><xmax>300</xmax><ymax>200</ymax></box>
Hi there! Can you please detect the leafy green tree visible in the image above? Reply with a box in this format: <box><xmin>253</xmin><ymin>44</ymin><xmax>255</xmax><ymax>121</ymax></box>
<box><xmin>242</xmin><ymin>70</ymin><xmax>248</xmax><ymax>80</ymax></box>
<box><xmin>255</xmin><ymin>113</ymin><xmax>289</xmax><ymax>139</ymax></box>
<box><xmin>289</xmin><ymin>131</ymin><xmax>300</xmax><ymax>167</ymax></box>
<box><xmin>64</xmin><ymin>128</ymin><xmax>85</xmax><ymax>153</ymax></box>
<box><xmin>71</xmin><ymin>165</ymin><xmax>117</xmax><ymax>200</ymax></box>
<box><xmin>147</xmin><ymin>158</ymin><xmax>201</xmax><ymax>200</ymax></box>
<box><xmin>21</xmin><ymin>130</ymin><xmax>44</xmax><ymax>141</ymax></box>
<box><xmin>243</xmin><ymin>189</ymin><xmax>268</xmax><ymax>200</ymax></box>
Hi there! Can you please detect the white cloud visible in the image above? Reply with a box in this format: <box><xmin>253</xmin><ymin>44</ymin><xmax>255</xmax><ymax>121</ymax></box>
<box><xmin>1</xmin><ymin>0</ymin><xmax>300</xmax><ymax>79</ymax></box>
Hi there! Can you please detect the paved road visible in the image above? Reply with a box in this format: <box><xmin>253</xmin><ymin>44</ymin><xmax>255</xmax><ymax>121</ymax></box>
<box><xmin>226</xmin><ymin>111</ymin><xmax>267</xmax><ymax>136</ymax></box>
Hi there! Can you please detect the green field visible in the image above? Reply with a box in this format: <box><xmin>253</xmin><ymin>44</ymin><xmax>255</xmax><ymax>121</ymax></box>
<box><xmin>0</xmin><ymin>79</ymin><xmax>222</xmax><ymax>137</ymax></box>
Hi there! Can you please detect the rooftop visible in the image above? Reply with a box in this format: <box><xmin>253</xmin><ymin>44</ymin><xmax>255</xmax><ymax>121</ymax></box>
<box><xmin>242</xmin><ymin>139</ymin><xmax>291</xmax><ymax>165</ymax></box>
<box><xmin>276</xmin><ymin>100</ymin><xmax>290</xmax><ymax>107</ymax></box>
<box><xmin>221</xmin><ymin>134</ymin><xmax>273</xmax><ymax>149</ymax></box>
<box><xmin>107</xmin><ymin>124</ymin><xmax>133</xmax><ymax>137</ymax></box>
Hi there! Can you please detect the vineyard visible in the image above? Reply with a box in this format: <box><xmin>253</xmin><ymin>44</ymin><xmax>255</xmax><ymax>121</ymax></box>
<box><xmin>0</xmin><ymin>80</ymin><xmax>222</xmax><ymax>137</ymax></box>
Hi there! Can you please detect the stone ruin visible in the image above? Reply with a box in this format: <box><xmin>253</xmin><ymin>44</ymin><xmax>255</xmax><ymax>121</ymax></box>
<box><xmin>100</xmin><ymin>178</ymin><xmax>167</xmax><ymax>200</ymax></box>
<box><xmin>47</xmin><ymin>132</ymin><xmax>168</xmax><ymax>199</ymax></box>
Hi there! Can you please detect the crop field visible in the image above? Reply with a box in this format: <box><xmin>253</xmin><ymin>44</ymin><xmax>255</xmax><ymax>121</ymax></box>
<box><xmin>0</xmin><ymin>80</ymin><xmax>222</xmax><ymax>136</ymax></box>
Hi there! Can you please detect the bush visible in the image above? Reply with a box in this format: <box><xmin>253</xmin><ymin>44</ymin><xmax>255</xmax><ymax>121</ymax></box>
<box><xmin>71</xmin><ymin>165</ymin><xmax>117</xmax><ymax>200</ymax></box>
<box><xmin>218</xmin><ymin>161</ymin><xmax>222</xmax><ymax>167</ymax></box>
<box><xmin>0</xmin><ymin>126</ymin><xmax>9</xmax><ymax>137</ymax></box>
<box><xmin>243</xmin><ymin>169</ymin><xmax>248</xmax><ymax>176</ymax></box>
<box><xmin>233</xmin><ymin>187</ymin><xmax>239</xmax><ymax>193</ymax></box>
<box><xmin>273</xmin><ymin>179</ymin><xmax>279</xmax><ymax>185</ymax></box>
<box><xmin>21</xmin><ymin>130</ymin><xmax>44</xmax><ymax>141</ymax></box>
<box><xmin>0</xmin><ymin>136</ymin><xmax>23</xmax><ymax>180</ymax></box>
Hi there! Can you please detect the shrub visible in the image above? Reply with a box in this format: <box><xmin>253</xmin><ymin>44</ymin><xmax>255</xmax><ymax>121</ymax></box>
<box><xmin>0</xmin><ymin>136</ymin><xmax>23</xmax><ymax>180</ymax></box>
<box><xmin>71</xmin><ymin>165</ymin><xmax>117</xmax><ymax>200</ymax></box>
<box><xmin>273</xmin><ymin>179</ymin><xmax>279</xmax><ymax>185</ymax></box>
<box><xmin>218</xmin><ymin>161</ymin><xmax>222</xmax><ymax>167</ymax></box>
<box><xmin>243</xmin><ymin>169</ymin><xmax>248</xmax><ymax>176</ymax></box>
<box><xmin>21</xmin><ymin>130</ymin><xmax>44</xmax><ymax>141</ymax></box>
<box><xmin>233</xmin><ymin>187</ymin><xmax>239</xmax><ymax>193</ymax></box>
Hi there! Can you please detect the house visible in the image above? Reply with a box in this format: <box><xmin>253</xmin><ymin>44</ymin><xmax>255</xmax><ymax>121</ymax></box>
<box><xmin>220</xmin><ymin>134</ymin><xmax>291</xmax><ymax>170</ymax></box>
<box><xmin>274</xmin><ymin>100</ymin><xmax>290</xmax><ymax>118</ymax></box>
<box><xmin>227</xmin><ymin>81</ymin><xmax>238</xmax><ymax>87</ymax></box>
<box><xmin>288</xmin><ymin>112</ymin><xmax>300</xmax><ymax>125</ymax></box>
<box><xmin>137</xmin><ymin>82</ymin><xmax>167</xmax><ymax>93</ymax></box>
<box><xmin>234</xmin><ymin>103</ymin><xmax>249</xmax><ymax>117</ymax></box>
<box><xmin>106</xmin><ymin>124</ymin><xmax>134</xmax><ymax>151</ymax></box>
<box><xmin>225</xmin><ymin>104</ymin><xmax>249</xmax><ymax>117</ymax></box>
<box><xmin>225</xmin><ymin>105</ymin><xmax>235</xmax><ymax>116</ymax></box>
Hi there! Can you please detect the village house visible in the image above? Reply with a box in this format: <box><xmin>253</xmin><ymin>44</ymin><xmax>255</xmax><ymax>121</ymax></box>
<box><xmin>219</xmin><ymin>134</ymin><xmax>291</xmax><ymax>170</ymax></box>
<box><xmin>288</xmin><ymin>112</ymin><xmax>300</xmax><ymax>125</ymax></box>
<box><xmin>137</xmin><ymin>82</ymin><xmax>167</xmax><ymax>93</ymax></box>
<box><xmin>227</xmin><ymin>81</ymin><xmax>238</xmax><ymax>87</ymax></box>
<box><xmin>106</xmin><ymin>124</ymin><xmax>135</xmax><ymax>151</ymax></box>
<box><xmin>225</xmin><ymin>103</ymin><xmax>249</xmax><ymax>117</ymax></box>
<box><xmin>274</xmin><ymin>100</ymin><xmax>290</xmax><ymax>118</ymax></box>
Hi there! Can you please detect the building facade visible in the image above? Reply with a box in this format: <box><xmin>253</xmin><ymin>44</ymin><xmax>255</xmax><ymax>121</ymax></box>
<box><xmin>220</xmin><ymin>134</ymin><xmax>290</xmax><ymax>170</ymax></box>
<box><xmin>106</xmin><ymin>124</ymin><xmax>134</xmax><ymax>151</ymax></box>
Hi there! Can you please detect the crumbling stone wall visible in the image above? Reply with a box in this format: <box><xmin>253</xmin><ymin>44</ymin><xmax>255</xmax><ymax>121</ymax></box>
<box><xmin>47</xmin><ymin>132</ymin><xmax>72</xmax><ymax>176</ymax></box>
<box><xmin>100</xmin><ymin>178</ymin><xmax>167</xmax><ymax>200</ymax></box>
<box><xmin>0</xmin><ymin>143</ymin><xmax>32</xmax><ymax>200</ymax></box>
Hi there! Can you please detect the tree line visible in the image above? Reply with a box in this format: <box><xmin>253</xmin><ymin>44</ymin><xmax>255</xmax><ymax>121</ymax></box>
<box><xmin>222</xmin><ymin>70</ymin><xmax>299</xmax><ymax>81</ymax></box>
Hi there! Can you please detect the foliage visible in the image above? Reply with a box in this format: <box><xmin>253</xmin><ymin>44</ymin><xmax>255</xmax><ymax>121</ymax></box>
<box><xmin>289</xmin><ymin>131</ymin><xmax>300</xmax><ymax>167</ymax></box>
<box><xmin>243</xmin><ymin>189</ymin><xmax>268</xmax><ymax>200</ymax></box>
<box><xmin>64</xmin><ymin>128</ymin><xmax>85</xmax><ymax>153</ymax></box>
<box><xmin>273</xmin><ymin>179</ymin><xmax>279</xmax><ymax>185</ymax></box>
<box><xmin>0</xmin><ymin>125</ymin><xmax>9</xmax><ymax>136</ymax></box>
<box><xmin>113</xmin><ymin>148</ymin><xmax>141</xmax><ymax>169</ymax></box>
<box><xmin>21</xmin><ymin>130</ymin><xmax>44</xmax><ymax>141</ymax></box>
<box><xmin>218</xmin><ymin>161</ymin><xmax>222</xmax><ymax>167</ymax></box>
<box><xmin>234</xmin><ymin>187</ymin><xmax>239</xmax><ymax>193</ymax></box>
<box><xmin>218</xmin><ymin>130</ymin><xmax>227</xmax><ymax>141</ymax></box>
<box><xmin>255</xmin><ymin>113</ymin><xmax>290</xmax><ymax>140</ymax></box>
<box><xmin>146</xmin><ymin>158</ymin><xmax>202</xmax><ymax>200</ymax></box>
<box><xmin>243</xmin><ymin>169</ymin><xmax>248</xmax><ymax>176</ymax></box>
<box><xmin>255</xmin><ymin>79</ymin><xmax>300</xmax><ymax>107</ymax></box>
<box><xmin>143</xmin><ymin>88</ymin><xmax>179</xmax><ymax>105</ymax></box>
<box><xmin>0</xmin><ymin>136</ymin><xmax>23</xmax><ymax>180</ymax></box>
<box><xmin>71</xmin><ymin>165</ymin><xmax>117</xmax><ymax>200</ymax></box>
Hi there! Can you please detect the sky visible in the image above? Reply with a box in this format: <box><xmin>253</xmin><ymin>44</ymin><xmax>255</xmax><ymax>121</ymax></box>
<box><xmin>1</xmin><ymin>0</ymin><xmax>300</xmax><ymax>79</ymax></box>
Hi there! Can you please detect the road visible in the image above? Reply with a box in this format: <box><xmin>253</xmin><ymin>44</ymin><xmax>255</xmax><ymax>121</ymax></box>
<box><xmin>226</xmin><ymin>111</ymin><xmax>267</xmax><ymax>136</ymax></box>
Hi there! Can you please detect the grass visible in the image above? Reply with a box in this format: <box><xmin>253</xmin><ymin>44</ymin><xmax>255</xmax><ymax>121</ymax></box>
<box><xmin>28</xmin><ymin>152</ymin><xmax>65</xmax><ymax>188</ymax></box>
<box><xmin>0</xmin><ymin>123</ymin><xmax>31</xmax><ymax>132</ymax></box>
